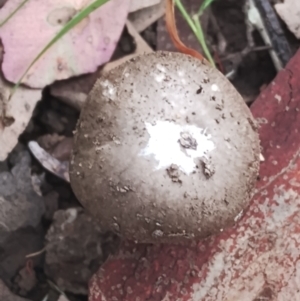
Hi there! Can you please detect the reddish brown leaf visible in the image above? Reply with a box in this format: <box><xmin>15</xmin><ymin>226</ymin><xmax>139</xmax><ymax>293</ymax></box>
<box><xmin>165</xmin><ymin>0</ymin><xmax>204</xmax><ymax>61</ymax></box>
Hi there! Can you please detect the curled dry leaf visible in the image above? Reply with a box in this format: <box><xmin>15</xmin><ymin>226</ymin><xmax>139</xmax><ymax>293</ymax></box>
<box><xmin>37</xmin><ymin>134</ymin><xmax>73</xmax><ymax>161</ymax></box>
<box><xmin>28</xmin><ymin>141</ymin><xmax>70</xmax><ymax>182</ymax></box>
<box><xmin>275</xmin><ymin>0</ymin><xmax>300</xmax><ymax>39</ymax></box>
<box><xmin>0</xmin><ymin>78</ymin><xmax>42</xmax><ymax>161</ymax></box>
<box><xmin>88</xmin><ymin>50</ymin><xmax>300</xmax><ymax>300</ymax></box>
<box><xmin>0</xmin><ymin>0</ymin><xmax>130</xmax><ymax>88</ymax></box>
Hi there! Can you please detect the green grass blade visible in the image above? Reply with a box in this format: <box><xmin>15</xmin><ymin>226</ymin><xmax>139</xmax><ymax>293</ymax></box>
<box><xmin>11</xmin><ymin>0</ymin><xmax>110</xmax><ymax>96</ymax></box>
<box><xmin>174</xmin><ymin>0</ymin><xmax>198</xmax><ymax>34</ymax></box>
<box><xmin>198</xmin><ymin>0</ymin><xmax>215</xmax><ymax>16</ymax></box>
<box><xmin>193</xmin><ymin>15</ymin><xmax>215</xmax><ymax>67</ymax></box>
<box><xmin>0</xmin><ymin>0</ymin><xmax>29</xmax><ymax>27</ymax></box>
<box><xmin>175</xmin><ymin>0</ymin><xmax>215</xmax><ymax>67</ymax></box>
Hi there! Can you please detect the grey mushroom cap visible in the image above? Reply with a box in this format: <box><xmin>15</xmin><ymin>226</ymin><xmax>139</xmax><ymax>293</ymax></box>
<box><xmin>70</xmin><ymin>51</ymin><xmax>260</xmax><ymax>244</ymax></box>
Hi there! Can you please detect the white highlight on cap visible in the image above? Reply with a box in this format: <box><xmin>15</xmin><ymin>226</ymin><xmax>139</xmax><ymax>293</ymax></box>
<box><xmin>156</xmin><ymin>63</ymin><xmax>166</xmax><ymax>73</ymax></box>
<box><xmin>259</xmin><ymin>153</ymin><xmax>265</xmax><ymax>162</ymax></box>
<box><xmin>155</xmin><ymin>73</ymin><xmax>165</xmax><ymax>82</ymax></box>
<box><xmin>139</xmin><ymin>120</ymin><xmax>215</xmax><ymax>174</ymax></box>
<box><xmin>211</xmin><ymin>84</ymin><xmax>219</xmax><ymax>91</ymax></box>
<box><xmin>100</xmin><ymin>79</ymin><xmax>116</xmax><ymax>99</ymax></box>
<box><xmin>154</xmin><ymin>63</ymin><xmax>167</xmax><ymax>82</ymax></box>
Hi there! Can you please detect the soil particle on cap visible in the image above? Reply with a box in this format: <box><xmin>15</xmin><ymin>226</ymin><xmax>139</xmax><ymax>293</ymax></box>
<box><xmin>178</xmin><ymin>131</ymin><xmax>197</xmax><ymax>150</ymax></box>
<box><xmin>116</xmin><ymin>185</ymin><xmax>131</xmax><ymax>193</ymax></box>
<box><xmin>166</xmin><ymin>164</ymin><xmax>182</xmax><ymax>183</ymax></box>
<box><xmin>196</xmin><ymin>86</ymin><xmax>203</xmax><ymax>94</ymax></box>
<box><xmin>152</xmin><ymin>229</ymin><xmax>164</xmax><ymax>238</ymax></box>
<box><xmin>247</xmin><ymin>117</ymin><xmax>259</xmax><ymax>132</ymax></box>
<box><xmin>112</xmin><ymin>222</ymin><xmax>120</xmax><ymax>232</ymax></box>
<box><xmin>200</xmin><ymin>157</ymin><xmax>215</xmax><ymax>179</ymax></box>
<box><xmin>215</xmin><ymin>101</ymin><xmax>224</xmax><ymax>111</ymax></box>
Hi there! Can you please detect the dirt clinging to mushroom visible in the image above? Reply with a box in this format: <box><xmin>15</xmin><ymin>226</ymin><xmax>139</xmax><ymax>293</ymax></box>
<box><xmin>70</xmin><ymin>51</ymin><xmax>260</xmax><ymax>243</ymax></box>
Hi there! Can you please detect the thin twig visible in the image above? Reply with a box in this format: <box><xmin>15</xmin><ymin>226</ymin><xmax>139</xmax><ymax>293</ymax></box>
<box><xmin>47</xmin><ymin>280</ymin><xmax>68</xmax><ymax>297</ymax></box>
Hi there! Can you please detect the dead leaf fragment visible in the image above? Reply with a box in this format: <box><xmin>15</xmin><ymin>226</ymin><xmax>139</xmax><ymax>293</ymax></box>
<box><xmin>99</xmin><ymin>21</ymin><xmax>153</xmax><ymax>73</ymax></box>
<box><xmin>0</xmin><ymin>79</ymin><xmax>42</xmax><ymax>161</ymax></box>
<box><xmin>129</xmin><ymin>1</ymin><xmax>165</xmax><ymax>32</ymax></box>
<box><xmin>50</xmin><ymin>21</ymin><xmax>152</xmax><ymax>110</ymax></box>
<box><xmin>14</xmin><ymin>266</ymin><xmax>37</xmax><ymax>295</ymax></box>
<box><xmin>129</xmin><ymin>0</ymin><xmax>161</xmax><ymax>13</ymax></box>
<box><xmin>0</xmin><ymin>0</ymin><xmax>130</xmax><ymax>88</ymax></box>
<box><xmin>37</xmin><ymin>134</ymin><xmax>73</xmax><ymax>161</ymax></box>
<box><xmin>0</xmin><ymin>280</ymin><xmax>30</xmax><ymax>301</ymax></box>
<box><xmin>28</xmin><ymin>141</ymin><xmax>70</xmax><ymax>182</ymax></box>
<box><xmin>275</xmin><ymin>0</ymin><xmax>300</xmax><ymax>39</ymax></box>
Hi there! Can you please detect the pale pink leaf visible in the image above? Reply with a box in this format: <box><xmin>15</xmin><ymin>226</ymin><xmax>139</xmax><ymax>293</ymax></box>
<box><xmin>0</xmin><ymin>0</ymin><xmax>130</xmax><ymax>88</ymax></box>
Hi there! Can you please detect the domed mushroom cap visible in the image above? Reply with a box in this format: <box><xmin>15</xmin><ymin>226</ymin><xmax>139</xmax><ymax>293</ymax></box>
<box><xmin>70</xmin><ymin>51</ymin><xmax>260</xmax><ymax>243</ymax></box>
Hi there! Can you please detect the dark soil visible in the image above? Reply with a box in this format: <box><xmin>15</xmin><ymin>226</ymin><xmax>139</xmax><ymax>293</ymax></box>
<box><xmin>211</xmin><ymin>0</ymin><xmax>298</xmax><ymax>103</ymax></box>
<box><xmin>212</xmin><ymin>0</ymin><xmax>276</xmax><ymax>103</ymax></box>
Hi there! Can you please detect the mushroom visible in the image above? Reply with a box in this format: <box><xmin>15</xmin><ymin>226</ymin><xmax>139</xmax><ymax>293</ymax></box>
<box><xmin>69</xmin><ymin>51</ymin><xmax>260</xmax><ymax>244</ymax></box>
